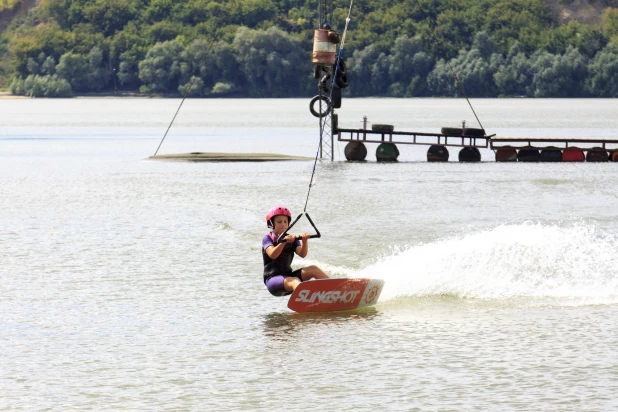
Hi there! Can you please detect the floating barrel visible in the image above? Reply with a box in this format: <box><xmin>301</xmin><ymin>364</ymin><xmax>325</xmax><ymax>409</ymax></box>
<box><xmin>562</xmin><ymin>147</ymin><xmax>585</xmax><ymax>162</ymax></box>
<box><xmin>611</xmin><ymin>151</ymin><xmax>618</xmax><ymax>162</ymax></box>
<box><xmin>427</xmin><ymin>145</ymin><xmax>449</xmax><ymax>162</ymax></box>
<box><xmin>540</xmin><ymin>147</ymin><xmax>562</xmax><ymax>162</ymax></box>
<box><xmin>376</xmin><ymin>143</ymin><xmax>399</xmax><ymax>162</ymax></box>
<box><xmin>458</xmin><ymin>147</ymin><xmax>481</xmax><ymax>162</ymax></box>
<box><xmin>312</xmin><ymin>30</ymin><xmax>336</xmax><ymax>65</ymax></box>
<box><xmin>586</xmin><ymin>147</ymin><xmax>609</xmax><ymax>162</ymax></box>
<box><xmin>495</xmin><ymin>147</ymin><xmax>517</xmax><ymax>162</ymax></box>
<box><xmin>517</xmin><ymin>146</ymin><xmax>540</xmax><ymax>162</ymax></box>
<box><xmin>344</xmin><ymin>141</ymin><xmax>367</xmax><ymax>161</ymax></box>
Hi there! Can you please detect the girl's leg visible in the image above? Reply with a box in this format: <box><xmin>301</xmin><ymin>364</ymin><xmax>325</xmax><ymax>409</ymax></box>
<box><xmin>300</xmin><ymin>265</ymin><xmax>329</xmax><ymax>281</ymax></box>
<box><xmin>283</xmin><ymin>276</ymin><xmax>302</xmax><ymax>291</ymax></box>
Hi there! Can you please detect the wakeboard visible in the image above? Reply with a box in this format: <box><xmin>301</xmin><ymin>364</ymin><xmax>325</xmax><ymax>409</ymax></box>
<box><xmin>287</xmin><ymin>278</ymin><xmax>385</xmax><ymax>313</ymax></box>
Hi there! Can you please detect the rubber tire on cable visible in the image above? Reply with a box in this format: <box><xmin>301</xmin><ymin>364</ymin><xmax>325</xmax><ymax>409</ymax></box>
<box><xmin>335</xmin><ymin>73</ymin><xmax>349</xmax><ymax>89</ymax></box>
<box><xmin>336</xmin><ymin>58</ymin><xmax>347</xmax><ymax>76</ymax></box>
<box><xmin>441</xmin><ymin>127</ymin><xmax>486</xmax><ymax>137</ymax></box>
<box><xmin>309</xmin><ymin>95</ymin><xmax>331</xmax><ymax>118</ymax></box>
<box><xmin>335</xmin><ymin>59</ymin><xmax>349</xmax><ymax>89</ymax></box>
<box><xmin>372</xmin><ymin>124</ymin><xmax>394</xmax><ymax>133</ymax></box>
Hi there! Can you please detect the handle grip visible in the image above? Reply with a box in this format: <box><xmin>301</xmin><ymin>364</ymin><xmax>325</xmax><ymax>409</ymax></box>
<box><xmin>277</xmin><ymin>234</ymin><xmax>320</xmax><ymax>244</ymax></box>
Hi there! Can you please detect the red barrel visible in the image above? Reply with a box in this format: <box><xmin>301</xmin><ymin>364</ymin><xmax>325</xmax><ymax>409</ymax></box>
<box><xmin>312</xmin><ymin>30</ymin><xmax>336</xmax><ymax>65</ymax></box>
<box><xmin>562</xmin><ymin>147</ymin><xmax>585</xmax><ymax>162</ymax></box>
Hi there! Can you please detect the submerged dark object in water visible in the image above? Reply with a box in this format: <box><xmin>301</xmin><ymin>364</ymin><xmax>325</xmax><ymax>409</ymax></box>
<box><xmin>376</xmin><ymin>143</ymin><xmax>399</xmax><ymax>162</ymax></box>
<box><xmin>517</xmin><ymin>146</ymin><xmax>540</xmax><ymax>162</ymax></box>
<box><xmin>563</xmin><ymin>147</ymin><xmax>585</xmax><ymax>162</ymax></box>
<box><xmin>540</xmin><ymin>147</ymin><xmax>562</xmax><ymax>162</ymax></box>
<box><xmin>586</xmin><ymin>147</ymin><xmax>609</xmax><ymax>162</ymax></box>
<box><xmin>427</xmin><ymin>145</ymin><xmax>449</xmax><ymax>162</ymax></box>
<box><xmin>458</xmin><ymin>147</ymin><xmax>481</xmax><ymax>162</ymax></box>
<box><xmin>344</xmin><ymin>141</ymin><xmax>367</xmax><ymax>161</ymax></box>
<box><xmin>495</xmin><ymin>147</ymin><xmax>517</xmax><ymax>162</ymax></box>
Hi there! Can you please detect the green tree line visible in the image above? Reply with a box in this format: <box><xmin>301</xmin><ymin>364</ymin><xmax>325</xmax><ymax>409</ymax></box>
<box><xmin>3</xmin><ymin>0</ymin><xmax>618</xmax><ymax>97</ymax></box>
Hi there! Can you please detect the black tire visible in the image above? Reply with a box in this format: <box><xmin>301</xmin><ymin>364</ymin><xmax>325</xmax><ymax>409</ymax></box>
<box><xmin>372</xmin><ymin>124</ymin><xmax>394</xmax><ymax>133</ymax></box>
<box><xmin>309</xmin><ymin>95</ymin><xmax>331</xmax><ymax>118</ymax></box>
<box><xmin>441</xmin><ymin>127</ymin><xmax>486</xmax><ymax>137</ymax></box>
<box><xmin>335</xmin><ymin>72</ymin><xmax>349</xmax><ymax>88</ymax></box>
<box><xmin>335</xmin><ymin>59</ymin><xmax>349</xmax><ymax>88</ymax></box>
<box><xmin>336</xmin><ymin>58</ymin><xmax>347</xmax><ymax>76</ymax></box>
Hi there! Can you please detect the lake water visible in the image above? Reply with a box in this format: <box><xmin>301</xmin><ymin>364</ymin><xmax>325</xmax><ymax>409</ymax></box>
<box><xmin>1</xmin><ymin>98</ymin><xmax>617</xmax><ymax>410</ymax></box>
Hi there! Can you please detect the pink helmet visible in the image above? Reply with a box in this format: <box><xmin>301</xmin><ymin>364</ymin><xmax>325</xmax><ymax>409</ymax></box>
<box><xmin>266</xmin><ymin>206</ymin><xmax>292</xmax><ymax>227</ymax></box>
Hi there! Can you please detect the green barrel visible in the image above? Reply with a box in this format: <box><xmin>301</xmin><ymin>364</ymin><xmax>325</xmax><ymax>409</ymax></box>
<box><xmin>376</xmin><ymin>143</ymin><xmax>399</xmax><ymax>162</ymax></box>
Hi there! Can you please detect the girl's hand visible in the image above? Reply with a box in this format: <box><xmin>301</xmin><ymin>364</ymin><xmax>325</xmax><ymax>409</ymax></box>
<box><xmin>283</xmin><ymin>234</ymin><xmax>296</xmax><ymax>243</ymax></box>
<box><xmin>299</xmin><ymin>232</ymin><xmax>310</xmax><ymax>241</ymax></box>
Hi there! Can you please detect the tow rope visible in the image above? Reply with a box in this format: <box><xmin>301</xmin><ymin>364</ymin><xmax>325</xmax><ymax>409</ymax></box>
<box><xmin>279</xmin><ymin>0</ymin><xmax>355</xmax><ymax>244</ymax></box>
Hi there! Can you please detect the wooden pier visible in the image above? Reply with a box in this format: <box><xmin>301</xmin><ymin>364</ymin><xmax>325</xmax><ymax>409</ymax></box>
<box><xmin>336</xmin><ymin>126</ymin><xmax>618</xmax><ymax>162</ymax></box>
<box><xmin>490</xmin><ymin>137</ymin><xmax>618</xmax><ymax>150</ymax></box>
<box><xmin>337</xmin><ymin>128</ymin><xmax>493</xmax><ymax>148</ymax></box>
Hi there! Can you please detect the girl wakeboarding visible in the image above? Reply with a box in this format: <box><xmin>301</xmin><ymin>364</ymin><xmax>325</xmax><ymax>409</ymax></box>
<box><xmin>262</xmin><ymin>206</ymin><xmax>329</xmax><ymax>296</ymax></box>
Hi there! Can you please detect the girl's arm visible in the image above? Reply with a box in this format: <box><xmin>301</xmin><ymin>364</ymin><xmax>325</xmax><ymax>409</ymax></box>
<box><xmin>296</xmin><ymin>233</ymin><xmax>310</xmax><ymax>258</ymax></box>
<box><xmin>266</xmin><ymin>235</ymin><xmax>295</xmax><ymax>259</ymax></box>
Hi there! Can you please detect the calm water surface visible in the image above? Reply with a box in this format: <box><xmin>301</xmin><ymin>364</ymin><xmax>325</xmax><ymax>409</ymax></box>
<box><xmin>1</xmin><ymin>98</ymin><xmax>617</xmax><ymax>410</ymax></box>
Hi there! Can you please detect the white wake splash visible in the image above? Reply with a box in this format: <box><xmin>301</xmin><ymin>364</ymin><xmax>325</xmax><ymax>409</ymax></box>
<box><xmin>354</xmin><ymin>222</ymin><xmax>618</xmax><ymax>305</ymax></box>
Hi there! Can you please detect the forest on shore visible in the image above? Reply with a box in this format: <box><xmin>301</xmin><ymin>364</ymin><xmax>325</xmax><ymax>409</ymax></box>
<box><xmin>3</xmin><ymin>0</ymin><xmax>618</xmax><ymax>97</ymax></box>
